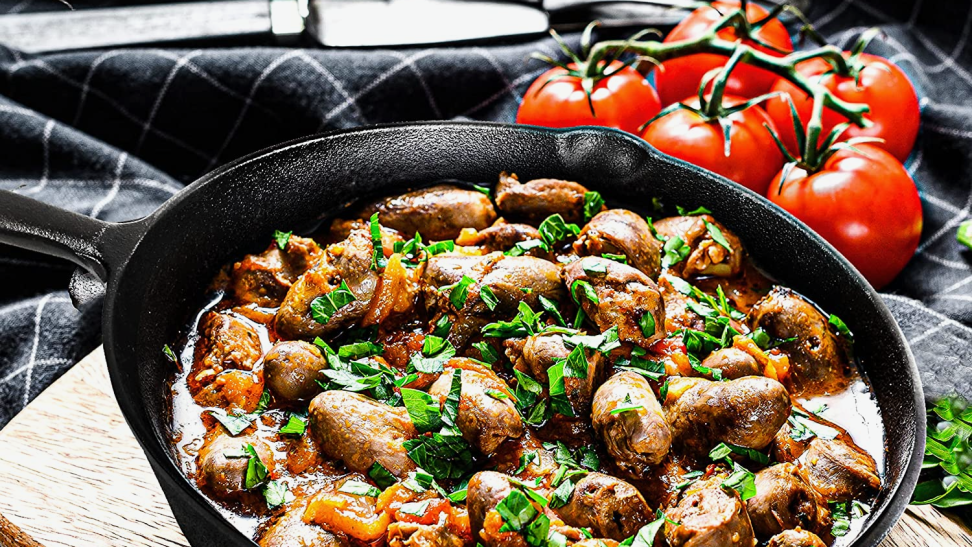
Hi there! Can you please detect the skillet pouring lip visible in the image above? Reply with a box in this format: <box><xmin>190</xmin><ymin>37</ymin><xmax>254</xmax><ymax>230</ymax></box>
<box><xmin>99</xmin><ymin>121</ymin><xmax>924</xmax><ymax>547</ymax></box>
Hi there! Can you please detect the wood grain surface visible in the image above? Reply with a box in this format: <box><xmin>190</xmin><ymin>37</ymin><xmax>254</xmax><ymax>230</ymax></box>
<box><xmin>0</xmin><ymin>347</ymin><xmax>967</xmax><ymax>547</ymax></box>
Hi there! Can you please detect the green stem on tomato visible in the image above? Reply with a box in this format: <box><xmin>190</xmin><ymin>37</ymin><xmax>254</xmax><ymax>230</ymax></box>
<box><xmin>581</xmin><ymin>8</ymin><xmax>867</xmax><ymax>128</ymax></box>
<box><xmin>702</xmin><ymin>46</ymin><xmax>748</xmax><ymax>118</ymax></box>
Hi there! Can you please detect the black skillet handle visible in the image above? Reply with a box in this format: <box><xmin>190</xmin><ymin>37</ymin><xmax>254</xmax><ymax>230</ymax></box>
<box><xmin>0</xmin><ymin>190</ymin><xmax>148</xmax><ymax>307</ymax></box>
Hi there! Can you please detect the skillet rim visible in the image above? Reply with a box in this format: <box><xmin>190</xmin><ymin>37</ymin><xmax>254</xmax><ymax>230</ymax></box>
<box><xmin>100</xmin><ymin>121</ymin><xmax>925</xmax><ymax>547</ymax></box>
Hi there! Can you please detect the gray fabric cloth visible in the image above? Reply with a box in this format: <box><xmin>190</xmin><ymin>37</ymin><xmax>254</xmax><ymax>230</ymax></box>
<box><xmin>1</xmin><ymin>0</ymin><xmax>971</xmax><ymax>427</ymax></box>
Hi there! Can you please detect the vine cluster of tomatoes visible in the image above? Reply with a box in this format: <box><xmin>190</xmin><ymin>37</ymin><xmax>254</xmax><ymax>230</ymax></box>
<box><xmin>515</xmin><ymin>0</ymin><xmax>922</xmax><ymax>289</ymax></box>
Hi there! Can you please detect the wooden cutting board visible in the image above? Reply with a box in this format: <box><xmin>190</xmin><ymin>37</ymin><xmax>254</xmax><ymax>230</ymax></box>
<box><xmin>0</xmin><ymin>347</ymin><xmax>968</xmax><ymax>547</ymax></box>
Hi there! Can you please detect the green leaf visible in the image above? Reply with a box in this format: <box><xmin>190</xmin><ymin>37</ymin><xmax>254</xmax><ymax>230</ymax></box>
<box><xmin>539</xmin><ymin>295</ymin><xmax>567</xmax><ymax>327</ymax></box>
<box><xmin>583</xmin><ymin>191</ymin><xmax>605</xmax><ymax>222</ymax></box>
<box><xmin>583</xmin><ymin>261</ymin><xmax>607</xmax><ymax>276</ymax></box>
<box><xmin>538</xmin><ymin>214</ymin><xmax>581</xmax><ymax>248</ymax></box>
<box><xmin>402</xmin><ymin>432</ymin><xmax>474</xmax><ymax>479</ymax></box>
<box><xmin>472</xmin><ymin>184</ymin><xmax>491</xmax><ymax>196</ymax></box>
<box><xmin>959</xmin><ymin>220</ymin><xmax>972</xmax><ymax>250</ymax></box>
<box><xmin>616</xmin><ymin>346</ymin><xmax>665</xmax><ymax>380</ymax></box>
<box><xmin>563</xmin><ymin>345</ymin><xmax>588</xmax><ymax>379</ymax></box>
<box><xmin>516</xmin><ymin>451</ymin><xmax>539</xmax><ymax>474</ymax></box>
<box><xmin>623</xmin><ymin>510</ymin><xmax>668</xmax><ymax>547</ymax></box>
<box><xmin>442</xmin><ymin>369</ymin><xmax>462</xmax><ymax>431</ymax></box>
<box><xmin>563</xmin><ymin>326</ymin><xmax>620</xmax><ymax>354</ymax></box>
<box><xmin>570</xmin><ymin>280</ymin><xmax>599</xmax><ymax>305</ymax></box>
<box><xmin>496</xmin><ymin>489</ymin><xmax>538</xmax><ymax>532</ymax></box>
<box><xmin>340</xmin><ymin>480</ymin><xmax>381</xmax><ymax>497</ymax></box>
<box><xmin>408</xmin><ymin>336</ymin><xmax>456</xmax><ymax>374</ymax></box>
<box><xmin>789</xmin><ymin>409</ymin><xmax>839</xmax><ymax>441</ymax></box>
<box><xmin>473</xmin><ymin>341</ymin><xmax>500</xmax><ymax>365</ymax></box>
<box><xmin>547</xmin><ymin>361</ymin><xmax>575</xmax><ymax>417</ymax></box>
<box><xmin>514</xmin><ymin>369</ymin><xmax>543</xmax><ymax>412</ymax></box>
<box><xmin>675</xmin><ymin>470</ymin><xmax>705</xmax><ymax>490</ymax></box>
<box><xmin>525</xmin><ymin>512</ymin><xmax>551</xmax><ymax>546</ymax></box>
<box><xmin>450</xmin><ymin>276</ymin><xmax>476</xmax><ymax>309</ymax></box>
<box><xmin>610</xmin><ymin>393</ymin><xmax>644</xmax><ymax>415</ymax></box>
<box><xmin>704</xmin><ymin>220</ymin><xmax>733</xmax><ymax>252</ymax></box>
<box><xmin>721</xmin><ymin>462</ymin><xmax>757</xmax><ymax>501</ymax></box>
<box><xmin>279</xmin><ymin>414</ymin><xmax>307</xmax><ymax>436</ymax></box>
<box><xmin>480</xmin><ymin>285</ymin><xmax>500</xmax><ymax>311</ymax></box>
<box><xmin>601</xmin><ymin>253</ymin><xmax>627</xmax><ymax>264</ymax></box>
<box><xmin>368</xmin><ymin>461</ymin><xmax>397</xmax><ymax>489</ymax></box>
<box><xmin>310</xmin><ymin>280</ymin><xmax>357</xmax><ymax>324</ymax></box>
<box><xmin>486</xmin><ymin>389</ymin><xmax>509</xmax><ymax>400</ymax></box>
<box><xmin>506</xmin><ymin>238</ymin><xmax>547</xmax><ymax>257</ymax></box>
<box><xmin>401</xmin><ymin>388</ymin><xmax>445</xmax><ymax>433</ymax></box>
<box><xmin>369</xmin><ymin>213</ymin><xmax>386</xmax><ymax>270</ymax></box>
<box><xmin>708</xmin><ymin>442</ymin><xmax>770</xmax><ymax>465</ymax></box>
<box><xmin>263</xmin><ymin>480</ymin><xmax>289</xmax><ymax>508</ymax></box>
<box><xmin>676</xmin><ymin>205</ymin><xmax>712</xmax><ymax>216</ymax></box>
<box><xmin>432</xmin><ymin>315</ymin><xmax>452</xmax><ymax>338</ymax></box>
<box><xmin>244</xmin><ymin>444</ymin><xmax>269</xmax><ymax>490</ymax></box>
<box><xmin>577</xmin><ymin>445</ymin><xmax>599</xmax><ymax>470</ymax></box>
<box><xmin>447</xmin><ymin>477</ymin><xmax>470</xmax><ymax>503</ymax></box>
<box><xmin>162</xmin><ymin>344</ymin><xmax>177</xmax><ymax>363</ymax></box>
<box><xmin>274</xmin><ymin>230</ymin><xmax>292</xmax><ymax>250</ymax></box>
<box><xmin>639</xmin><ymin>312</ymin><xmax>656</xmax><ymax>338</ymax></box>
<box><xmin>661</xmin><ymin>236</ymin><xmax>691</xmax><ymax>268</ymax></box>
<box><xmin>338</xmin><ymin>341</ymin><xmax>383</xmax><ymax>360</ymax></box>
<box><xmin>399</xmin><ymin>499</ymin><xmax>432</xmax><ymax>516</ymax></box>
<box><xmin>829</xmin><ymin>314</ymin><xmax>854</xmax><ymax>341</ymax></box>
<box><xmin>208</xmin><ymin>408</ymin><xmax>255</xmax><ymax>436</ymax></box>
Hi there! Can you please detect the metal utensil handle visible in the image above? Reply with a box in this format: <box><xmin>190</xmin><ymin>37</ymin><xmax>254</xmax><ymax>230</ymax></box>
<box><xmin>0</xmin><ymin>0</ymin><xmax>303</xmax><ymax>55</ymax></box>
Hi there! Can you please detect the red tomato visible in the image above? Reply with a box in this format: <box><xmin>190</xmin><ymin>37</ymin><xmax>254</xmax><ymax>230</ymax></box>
<box><xmin>516</xmin><ymin>61</ymin><xmax>661</xmax><ymax>135</ymax></box>
<box><xmin>641</xmin><ymin>95</ymin><xmax>784</xmax><ymax>194</ymax></box>
<box><xmin>764</xmin><ymin>53</ymin><xmax>920</xmax><ymax>162</ymax></box>
<box><xmin>768</xmin><ymin>144</ymin><xmax>922</xmax><ymax>288</ymax></box>
<box><xmin>653</xmin><ymin>1</ymin><xmax>793</xmax><ymax>105</ymax></box>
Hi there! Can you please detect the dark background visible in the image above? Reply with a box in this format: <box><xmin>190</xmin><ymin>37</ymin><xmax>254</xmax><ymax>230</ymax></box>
<box><xmin>1</xmin><ymin>0</ymin><xmax>971</xmax><ymax>427</ymax></box>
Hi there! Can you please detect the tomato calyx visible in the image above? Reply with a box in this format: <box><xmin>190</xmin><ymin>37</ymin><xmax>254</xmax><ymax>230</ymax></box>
<box><xmin>530</xmin><ymin>22</ymin><xmax>657</xmax><ymax>116</ymax></box>
<box><xmin>642</xmin><ymin>45</ymin><xmax>782</xmax><ymax>158</ymax></box>
<box><xmin>766</xmin><ymin>93</ymin><xmax>884</xmax><ymax>193</ymax></box>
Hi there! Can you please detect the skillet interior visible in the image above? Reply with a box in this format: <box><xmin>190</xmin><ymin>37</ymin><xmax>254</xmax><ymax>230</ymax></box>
<box><xmin>101</xmin><ymin>122</ymin><xmax>923</xmax><ymax>547</ymax></box>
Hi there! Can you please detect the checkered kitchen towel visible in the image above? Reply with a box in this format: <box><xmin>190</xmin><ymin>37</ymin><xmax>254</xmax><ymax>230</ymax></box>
<box><xmin>1</xmin><ymin>0</ymin><xmax>971</xmax><ymax>426</ymax></box>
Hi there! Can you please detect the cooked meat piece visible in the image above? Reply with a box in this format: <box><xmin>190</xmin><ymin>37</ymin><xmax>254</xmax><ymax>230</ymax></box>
<box><xmin>771</xmin><ymin>421</ymin><xmax>807</xmax><ymax>463</ymax></box>
<box><xmin>592</xmin><ymin>372</ymin><xmax>672</xmax><ymax>478</ymax></box>
<box><xmin>575</xmin><ymin>209</ymin><xmax>663</xmax><ymax>279</ymax></box>
<box><xmin>472</xmin><ymin>256</ymin><xmax>565</xmax><ymax>316</ymax></box>
<box><xmin>653</xmin><ymin>215</ymin><xmax>743</xmax><ymax>278</ymax></box>
<box><xmin>424</xmin><ymin>252</ymin><xmax>565</xmax><ymax>347</ymax></box>
<box><xmin>263</xmin><ymin>340</ymin><xmax>328</xmax><ymax>405</ymax></box>
<box><xmin>191</xmin><ymin>312</ymin><xmax>262</xmax><ymax>390</ymax></box>
<box><xmin>659</xmin><ymin>275</ymin><xmax>705</xmax><ymax>333</ymax></box>
<box><xmin>197</xmin><ymin>433</ymin><xmax>275</xmax><ymax>503</ymax></box>
<box><xmin>460</xmin><ymin>222</ymin><xmax>545</xmax><ymax>255</ymax></box>
<box><xmin>767</xmin><ymin>529</ymin><xmax>827</xmax><ymax>547</ymax></box>
<box><xmin>747</xmin><ymin>287</ymin><xmax>850</xmax><ymax>396</ymax></box>
<box><xmin>257</xmin><ymin>501</ymin><xmax>350</xmax><ymax>547</ymax></box>
<box><xmin>700</xmin><ymin>348</ymin><xmax>761</xmax><ymax>380</ymax></box>
<box><xmin>308</xmin><ymin>390</ymin><xmax>417</xmax><ymax>477</ymax></box>
<box><xmin>507</xmin><ymin>332</ymin><xmax>607</xmax><ymax>415</ymax></box>
<box><xmin>355</xmin><ymin>184</ymin><xmax>496</xmax><ymax>241</ymax></box>
<box><xmin>428</xmin><ymin>365</ymin><xmax>523</xmax><ymax>455</ymax></box>
<box><xmin>746</xmin><ymin>463</ymin><xmax>831</xmax><ymax>539</ymax></box>
<box><xmin>275</xmin><ymin>229</ymin><xmax>379</xmax><ymax>340</ymax></box>
<box><xmin>666</xmin><ymin>481</ymin><xmax>756</xmax><ymax>547</ymax></box>
<box><xmin>665</xmin><ymin>376</ymin><xmax>790</xmax><ymax>456</ymax></box>
<box><xmin>467</xmin><ymin>471</ymin><xmax>513</xmax><ymax>543</ymax></box>
<box><xmin>800</xmin><ymin>438</ymin><xmax>881</xmax><ymax>502</ymax></box>
<box><xmin>494</xmin><ymin>172</ymin><xmax>591</xmax><ymax>224</ymax></box>
<box><xmin>555</xmin><ymin>472</ymin><xmax>652</xmax><ymax>541</ymax></box>
<box><xmin>563</xmin><ymin>257</ymin><xmax>665</xmax><ymax>348</ymax></box>
<box><xmin>388</xmin><ymin>514</ymin><xmax>466</xmax><ymax>547</ymax></box>
<box><xmin>194</xmin><ymin>369</ymin><xmax>265</xmax><ymax>412</ymax></box>
<box><xmin>231</xmin><ymin>235</ymin><xmax>323</xmax><ymax>307</ymax></box>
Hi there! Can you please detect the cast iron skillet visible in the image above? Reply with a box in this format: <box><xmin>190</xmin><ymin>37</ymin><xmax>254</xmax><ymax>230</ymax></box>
<box><xmin>0</xmin><ymin>122</ymin><xmax>924</xmax><ymax>547</ymax></box>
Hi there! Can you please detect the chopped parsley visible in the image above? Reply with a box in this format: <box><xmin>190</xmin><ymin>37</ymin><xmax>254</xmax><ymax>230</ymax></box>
<box><xmin>432</xmin><ymin>315</ymin><xmax>451</xmax><ymax>338</ymax></box>
<box><xmin>583</xmin><ymin>191</ymin><xmax>604</xmax><ymax>222</ymax></box>
<box><xmin>243</xmin><ymin>444</ymin><xmax>269</xmax><ymax>490</ymax></box>
<box><xmin>661</xmin><ymin>236</ymin><xmax>691</xmax><ymax>268</ymax></box>
<box><xmin>472</xmin><ymin>341</ymin><xmax>500</xmax><ymax>365</ymax></box>
<box><xmin>620</xmin><ymin>510</ymin><xmax>671</xmax><ymax>547</ymax></box>
<box><xmin>830</xmin><ymin>500</ymin><xmax>869</xmax><ymax>537</ymax></box>
<box><xmin>709</xmin><ymin>442</ymin><xmax>770</xmax><ymax>465</ymax></box>
<box><xmin>548</xmin><ymin>478</ymin><xmax>575</xmax><ymax>509</ymax></box>
<box><xmin>263</xmin><ymin>480</ymin><xmax>289</xmax><ymax>508</ymax></box>
<box><xmin>399</xmin><ymin>499</ymin><xmax>432</xmax><ymax>516</ymax></box>
<box><xmin>570</xmin><ymin>279</ymin><xmax>599</xmax><ymax>306</ymax></box>
<box><xmin>676</xmin><ymin>205</ymin><xmax>712</xmax><ymax>216</ymax></box>
<box><xmin>610</xmin><ymin>393</ymin><xmax>644</xmax><ymax>415</ymax></box>
<box><xmin>506</xmin><ymin>239</ymin><xmax>546</xmax><ymax>257</ymax></box>
<box><xmin>538</xmin><ymin>214</ymin><xmax>581</xmax><ymax>248</ymax></box>
<box><xmin>162</xmin><ymin>344</ymin><xmax>177</xmax><ymax>363</ymax></box>
<box><xmin>369</xmin><ymin>213</ymin><xmax>386</xmax><ymax>270</ymax></box>
<box><xmin>583</xmin><ymin>260</ymin><xmax>607</xmax><ymax>276</ymax></box>
<box><xmin>339</xmin><ymin>480</ymin><xmax>381</xmax><ymax>497</ymax></box>
<box><xmin>829</xmin><ymin>313</ymin><xmax>854</xmax><ymax>341</ymax></box>
<box><xmin>448</xmin><ymin>276</ymin><xmax>476</xmax><ymax>309</ymax></box>
<box><xmin>704</xmin><ymin>220</ymin><xmax>732</xmax><ymax>252</ymax></box>
<box><xmin>408</xmin><ymin>335</ymin><xmax>456</xmax><ymax>374</ymax></box>
<box><xmin>401</xmin><ymin>388</ymin><xmax>445</xmax><ymax>433</ymax></box>
<box><xmin>402</xmin><ymin>432</ymin><xmax>474</xmax><ymax>480</ymax></box>
<box><xmin>310</xmin><ymin>280</ymin><xmax>357</xmax><ymax>324</ymax></box>
<box><xmin>274</xmin><ymin>230</ymin><xmax>292</xmax><ymax>250</ymax></box>
<box><xmin>602</xmin><ymin>252</ymin><xmax>627</xmax><ymax>263</ymax></box>
<box><xmin>547</xmin><ymin>361</ymin><xmax>575</xmax><ymax>417</ymax></box>
<box><xmin>483</xmin><ymin>301</ymin><xmax>545</xmax><ymax>338</ymax></box>
<box><xmin>487</xmin><ymin>389</ymin><xmax>509</xmax><ymax>400</ymax></box>
<box><xmin>639</xmin><ymin>312</ymin><xmax>656</xmax><ymax>338</ymax></box>
<box><xmin>721</xmin><ymin>461</ymin><xmax>757</xmax><ymax>501</ymax></box>
<box><xmin>480</xmin><ymin>285</ymin><xmax>500</xmax><ymax>311</ymax></box>
<box><xmin>615</xmin><ymin>346</ymin><xmax>665</xmax><ymax>380</ymax></box>
<box><xmin>788</xmin><ymin>409</ymin><xmax>839</xmax><ymax>442</ymax></box>
<box><xmin>539</xmin><ymin>295</ymin><xmax>567</xmax><ymax>327</ymax></box>
<box><xmin>368</xmin><ymin>461</ymin><xmax>397</xmax><ymax>489</ymax></box>
<box><xmin>516</xmin><ymin>451</ymin><xmax>539</xmax><ymax>474</ymax></box>
<box><xmin>279</xmin><ymin>414</ymin><xmax>307</xmax><ymax>436</ymax></box>
<box><xmin>675</xmin><ymin>470</ymin><xmax>704</xmax><ymax>490</ymax></box>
